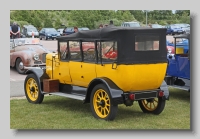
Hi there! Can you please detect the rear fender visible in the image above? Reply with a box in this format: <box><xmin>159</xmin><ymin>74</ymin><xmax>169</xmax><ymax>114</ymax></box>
<box><xmin>84</xmin><ymin>77</ymin><xmax>124</xmax><ymax>105</ymax></box>
<box><xmin>160</xmin><ymin>80</ymin><xmax>169</xmax><ymax>100</ymax></box>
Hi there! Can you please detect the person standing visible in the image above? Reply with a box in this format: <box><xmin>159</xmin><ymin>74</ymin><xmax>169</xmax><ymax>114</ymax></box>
<box><xmin>74</xmin><ymin>26</ymin><xmax>78</xmax><ymax>33</ymax></box>
<box><xmin>107</xmin><ymin>20</ymin><xmax>115</xmax><ymax>27</ymax></box>
<box><xmin>10</xmin><ymin>22</ymin><xmax>20</xmax><ymax>39</ymax></box>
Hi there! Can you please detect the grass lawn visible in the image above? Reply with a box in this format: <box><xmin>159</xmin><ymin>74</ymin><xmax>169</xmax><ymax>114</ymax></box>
<box><xmin>10</xmin><ymin>87</ymin><xmax>190</xmax><ymax>129</ymax></box>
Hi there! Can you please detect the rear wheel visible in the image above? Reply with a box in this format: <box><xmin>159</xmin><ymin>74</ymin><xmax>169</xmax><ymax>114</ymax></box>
<box><xmin>138</xmin><ymin>97</ymin><xmax>166</xmax><ymax>115</ymax></box>
<box><xmin>24</xmin><ymin>73</ymin><xmax>44</xmax><ymax>104</ymax></box>
<box><xmin>90</xmin><ymin>84</ymin><xmax>118</xmax><ymax>121</ymax></box>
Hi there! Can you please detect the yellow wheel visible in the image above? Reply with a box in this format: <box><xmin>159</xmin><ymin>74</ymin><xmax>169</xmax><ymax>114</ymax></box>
<box><xmin>24</xmin><ymin>73</ymin><xmax>44</xmax><ymax>104</ymax></box>
<box><xmin>138</xmin><ymin>97</ymin><xmax>166</xmax><ymax>115</ymax></box>
<box><xmin>90</xmin><ymin>84</ymin><xmax>118</xmax><ymax>121</ymax></box>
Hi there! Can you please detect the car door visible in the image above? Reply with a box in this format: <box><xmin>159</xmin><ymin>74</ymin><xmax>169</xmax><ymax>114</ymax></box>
<box><xmin>39</xmin><ymin>29</ymin><xmax>45</xmax><ymax>39</ymax></box>
<box><xmin>68</xmin><ymin>41</ymin><xmax>96</xmax><ymax>87</ymax></box>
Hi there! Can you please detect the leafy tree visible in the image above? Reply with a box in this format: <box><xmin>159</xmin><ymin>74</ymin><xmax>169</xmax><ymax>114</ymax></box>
<box><xmin>43</xmin><ymin>18</ymin><xmax>53</xmax><ymax>28</ymax></box>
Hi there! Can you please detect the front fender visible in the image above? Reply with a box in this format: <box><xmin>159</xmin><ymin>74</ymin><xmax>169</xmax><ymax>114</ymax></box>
<box><xmin>11</xmin><ymin>51</ymin><xmax>33</xmax><ymax>67</ymax></box>
<box><xmin>84</xmin><ymin>77</ymin><xmax>124</xmax><ymax>105</ymax></box>
<box><xmin>25</xmin><ymin>68</ymin><xmax>50</xmax><ymax>94</ymax></box>
<box><xmin>160</xmin><ymin>80</ymin><xmax>169</xmax><ymax>100</ymax></box>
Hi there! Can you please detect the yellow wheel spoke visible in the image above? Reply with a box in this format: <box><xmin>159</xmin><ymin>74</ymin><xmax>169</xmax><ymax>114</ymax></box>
<box><xmin>142</xmin><ymin>98</ymin><xmax>159</xmax><ymax>111</ymax></box>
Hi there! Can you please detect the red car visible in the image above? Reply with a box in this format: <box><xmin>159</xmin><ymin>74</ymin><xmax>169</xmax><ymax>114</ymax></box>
<box><xmin>10</xmin><ymin>38</ymin><xmax>51</xmax><ymax>74</ymax></box>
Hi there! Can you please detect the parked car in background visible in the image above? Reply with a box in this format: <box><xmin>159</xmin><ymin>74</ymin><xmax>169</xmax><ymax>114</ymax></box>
<box><xmin>39</xmin><ymin>28</ymin><xmax>60</xmax><ymax>40</ymax></box>
<box><xmin>21</xmin><ymin>25</ymin><xmax>39</xmax><ymax>38</ymax></box>
<box><xmin>78</xmin><ymin>27</ymin><xmax>90</xmax><ymax>31</ymax></box>
<box><xmin>165</xmin><ymin>24</ymin><xmax>184</xmax><ymax>35</ymax></box>
<box><xmin>165</xmin><ymin>34</ymin><xmax>190</xmax><ymax>92</ymax></box>
<box><xmin>57</xmin><ymin>28</ymin><xmax>64</xmax><ymax>36</ymax></box>
<box><xmin>175</xmin><ymin>23</ymin><xmax>190</xmax><ymax>34</ymax></box>
<box><xmin>10</xmin><ymin>38</ymin><xmax>51</xmax><ymax>74</ymax></box>
<box><xmin>151</xmin><ymin>24</ymin><xmax>163</xmax><ymax>28</ymax></box>
<box><xmin>121</xmin><ymin>21</ymin><xmax>141</xmax><ymax>27</ymax></box>
<box><xmin>62</xmin><ymin>27</ymin><xmax>75</xmax><ymax>36</ymax></box>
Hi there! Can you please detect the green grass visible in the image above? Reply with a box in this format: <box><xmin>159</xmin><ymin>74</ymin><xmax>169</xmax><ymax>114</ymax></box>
<box><xmin>10</xmin><ymin>87</ymin><xmax>190</xmax><ymax>129</ymax></box>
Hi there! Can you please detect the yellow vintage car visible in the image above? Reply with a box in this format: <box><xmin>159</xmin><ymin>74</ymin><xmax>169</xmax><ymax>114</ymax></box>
<box><xmin>24</xmin><ymin>26</ymin><xmax>169</xmax><ymax>121</ymax></box>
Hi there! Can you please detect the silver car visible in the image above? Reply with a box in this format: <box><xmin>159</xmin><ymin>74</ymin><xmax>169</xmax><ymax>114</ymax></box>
<box><xmin>21</xmin><ymin>25</ymin><xmax>39</xmax><ymax>38</ymax></box>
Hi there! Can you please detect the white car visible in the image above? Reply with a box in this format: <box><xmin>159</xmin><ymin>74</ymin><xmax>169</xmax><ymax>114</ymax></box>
<box><xmin>57</xmin><ymin>28</ymin><xmax>64</xmax><ymax>36</ymax></box>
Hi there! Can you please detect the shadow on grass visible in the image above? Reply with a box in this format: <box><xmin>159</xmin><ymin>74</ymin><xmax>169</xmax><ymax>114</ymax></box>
<box><xmin>41</xmin><ymin>96</ymin><xmax>159</xmax><ymax>121</ymax></box>
<box><xmin>168</xmin><ymin>87</ymin><xmax>190</xmax><ymax>102</ymax></box>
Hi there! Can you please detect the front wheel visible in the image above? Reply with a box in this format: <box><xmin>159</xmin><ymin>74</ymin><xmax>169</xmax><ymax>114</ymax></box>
<box><xmin>90</xmin><ymin>84</ymin><xmax>118</xmax><ymax>121</ymax></box>
<box><xmin>24</xmin><ymin>73</ymin><xmax>44</xmax><ymax>104</ymax></box>
<box><xmin>15</xmin><ymin>58</ymin><xmax>26</xmax><ymax>74</ymax></box>
<box><xmin>138</xmin><ymin>97</ymin><xmax>166</xmax><ymax>115</ymax></box>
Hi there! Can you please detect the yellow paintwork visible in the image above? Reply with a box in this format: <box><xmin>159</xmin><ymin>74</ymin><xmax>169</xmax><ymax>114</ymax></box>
<box><xmin>93</xmin><ymin>89</ymin><xmax>110</xmax><ymax>118</ymax></box>
<box><xmin>176</xmin><ymin>47</ymin><xmax>184</xmax><ymax>54</ymax></box>
<box><xmin>25</xmin><ymin>78</ymin><xmax>39</xmax><ymax>101</ymax></box>
<box><xmin>96</xmin><ymin>63</ymin><xmax>167</xmax><ymax>92</ymax></box>
<box><xmin>46</xmin><ymin>53</ymin><xmax>167</xmax><ymax>92</ymax></box>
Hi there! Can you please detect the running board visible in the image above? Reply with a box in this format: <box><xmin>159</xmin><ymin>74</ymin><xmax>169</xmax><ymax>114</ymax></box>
<box><xmin>168</xmin><ymin>85</ymin><xmax>190</xmax><ymax>92</ymax></box>
<box><xmin>45</xmin><ymin>92</ymin><xmax>85</xmax><ymax>101</ymax></box>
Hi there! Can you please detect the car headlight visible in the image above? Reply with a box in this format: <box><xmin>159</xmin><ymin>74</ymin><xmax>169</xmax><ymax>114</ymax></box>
<box><xmin>33</xmin><ymin>54</ymin><xmax>40</xmax><ymax>61</ymax></box>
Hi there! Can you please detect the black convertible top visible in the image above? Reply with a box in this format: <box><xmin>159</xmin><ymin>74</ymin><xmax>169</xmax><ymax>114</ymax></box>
<box><xmin>57</xmin><ymin>26</ymin><xmax>167</xmax><ymax>41</ymax></box>
<box><xmin>57</xmin><ymin>26</ymin><xmax>168</xmax><ymax>64</ymax></box>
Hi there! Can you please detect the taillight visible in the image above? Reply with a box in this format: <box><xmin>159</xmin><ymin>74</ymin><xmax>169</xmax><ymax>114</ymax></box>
<box><xmin>158</xmin><ymin>90</ymin><xmax>164</xmax><ymax>97</ymax></box>
<box><xmin>129</xmin><ymin>94</ymin><xmax>135</xmax><ymax>100</ymax></box>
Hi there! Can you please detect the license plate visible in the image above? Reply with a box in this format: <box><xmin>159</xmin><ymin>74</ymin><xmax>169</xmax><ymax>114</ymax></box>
<box><xmin>52</xmin><ymin>36</ymin><xmax>56</xmax><ymax>37</ymax></box>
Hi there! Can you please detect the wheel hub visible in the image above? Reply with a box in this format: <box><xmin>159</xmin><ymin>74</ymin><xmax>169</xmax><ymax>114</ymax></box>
<box><xmin>30</xmin><ymin>87</ymin><xmax>35</xmax><ymax>92</ymax></box>
<box><xmin>19</xmin><ymin>62</ymin><xmax>24</xmax><ymax>70</ymax></box>
<box><xmin>98</xmin><ymin>100</ymin><xmax>105</xmax><ymax>107</ymax></box>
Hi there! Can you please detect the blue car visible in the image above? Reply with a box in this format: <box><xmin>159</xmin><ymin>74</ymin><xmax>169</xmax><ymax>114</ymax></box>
<box><xmin>39</xmin><ymin>28</ymin><xmax>60</xmax><ymax>40</ymax></box>
<box><xmin>165</xmin><ymin>24</ymin><xmax>184</xmax><ymax>35</ymax></box>
<box><xmin>165</xmin><ymin>34</ymin><xmax>190</xmax><ymax>92</ymax></box>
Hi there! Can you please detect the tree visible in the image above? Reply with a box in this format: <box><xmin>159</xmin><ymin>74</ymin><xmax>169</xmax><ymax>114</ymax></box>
<box><xmin>43</xmin><ymin>18</ymin><xmax>53</xmax><ymax>28</ymax></box>
<box><xmin>129</xmin><ymin>10</ymin><xmax>144</xmax><ymax>22</ymax></box>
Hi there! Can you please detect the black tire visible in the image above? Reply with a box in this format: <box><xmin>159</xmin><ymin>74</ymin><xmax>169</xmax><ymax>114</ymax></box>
<box><xmin>24</xmin><ymin>73</ymin><xmax>44</xmax><ymax>104</ymax></box>
<box><xmin>39</xmin><ymin>36</ymin><xmax>42</xmax><ymax>40</ymax></box>
<box><xmin>15</xmin><ymin>58</ymin><xmax>26</xmax><ymax>74</ymax></box>
<box><xmin>138</xmin><ymin>97</ymin><xmax>166</xmax><ymax>115</ymax></box>
<box><xmin>90</xmin><ymin>84</ymin><xmax>118</xmax><ymax>121</ymax></box>
<box><xmin>45</xmin><ymin>36</ymin><xmax>48</xmax><ymax>40</ymax></box>
<box><xmin>52</xmin><ymin>38</ymin><xmax>54</xmax><ymax>40</ymax></box>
